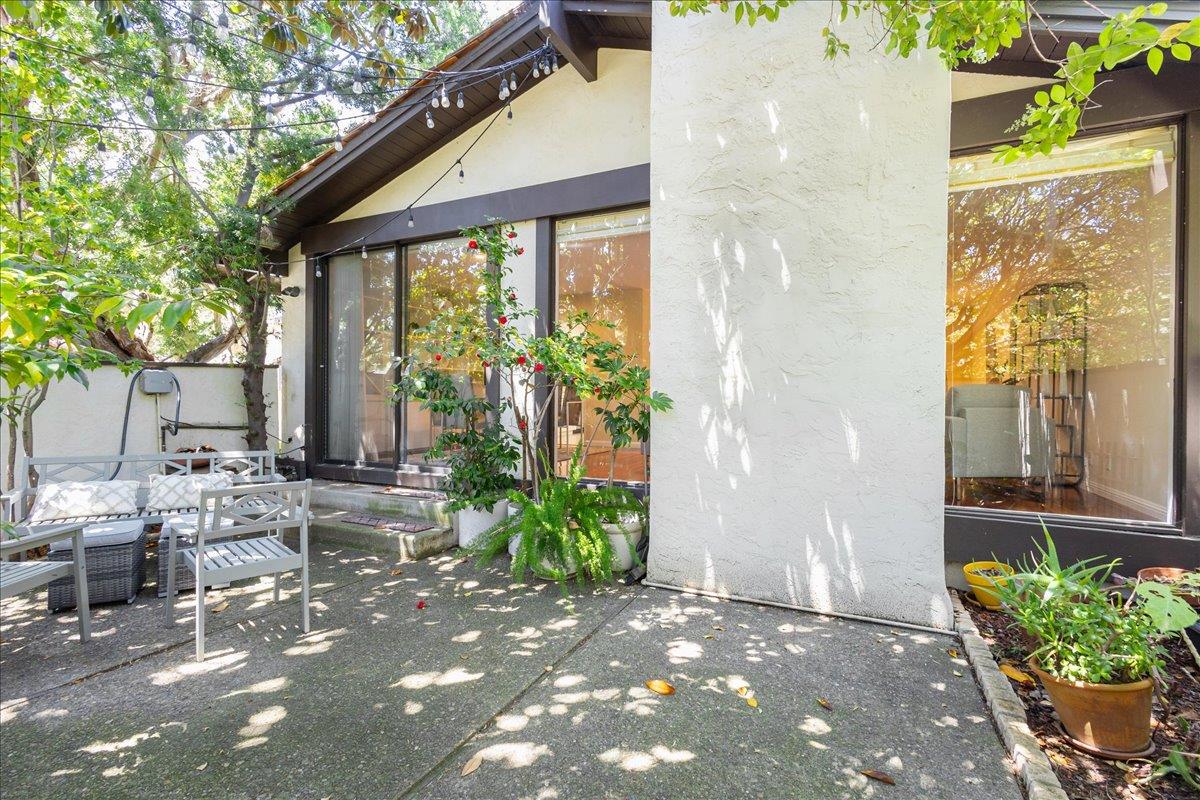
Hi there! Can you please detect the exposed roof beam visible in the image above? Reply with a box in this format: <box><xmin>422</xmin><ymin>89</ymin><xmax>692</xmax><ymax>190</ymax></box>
<box><xmin>592</xmin><ymin>35</ymin><xmax>650</xmax><ymax>51</ymax></box>
<box><xmin>538</xmin><ymin>0</ymin><xmax>598</xmax><ymax>82</ymax></box>
<box><xmin>562</xmin><ymin>1</ymin><xmax>652</xmax><ymax>17</ymax></box>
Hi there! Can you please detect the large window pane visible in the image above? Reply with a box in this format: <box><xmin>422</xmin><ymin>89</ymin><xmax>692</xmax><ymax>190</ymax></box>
<box><xmin>946</xmin><ymin>126</ymin><xmax>1177</xmax><ymax>523</ymax></box>
<box><xmin>326</xmin><ymin>248</ymin><xmax>396</xmax><ymax>463</ymax></box>
<box><xmin>555</xmin><ymin>207</ymin><xmax>651</xmax><ymax>482</ymax></box>
<box><xmin>404</xmin><ymin>237</ymin><xmax>487</xmax><ymax>466</ymax></box>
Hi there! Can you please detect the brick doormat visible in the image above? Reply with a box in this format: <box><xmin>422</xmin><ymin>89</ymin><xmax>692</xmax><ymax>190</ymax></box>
<box><xmin>341</xmin><ymin>514</ymin><xmax>435</xmax><ymax>533</ymax></box>
<box><xmin>372</xmin><ymin>487</ymin><xmax>445</xmax><ymax>501</ymax></box>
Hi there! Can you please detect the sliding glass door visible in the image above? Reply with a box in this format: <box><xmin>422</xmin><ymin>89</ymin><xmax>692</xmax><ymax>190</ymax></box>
<box><xmin>402</xmin><ymin>237</ymin><xmax>488</xmax><ymax>467</ymax></box>
<box><xmin>321</xmin><ymin>237</ymin><xmax>488</xmax><ymax>474</ymax></box>
<box><xmin>324</xmin><ymin>248</ymin><xmax>397</xmax><ymax>465</ymax></box>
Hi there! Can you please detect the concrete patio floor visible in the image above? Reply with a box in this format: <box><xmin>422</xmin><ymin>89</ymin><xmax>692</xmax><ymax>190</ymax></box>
<box><xmin>1</xmin><ymin>545</ymin><xmax>1022</xmax><ymax>800</ymax></box>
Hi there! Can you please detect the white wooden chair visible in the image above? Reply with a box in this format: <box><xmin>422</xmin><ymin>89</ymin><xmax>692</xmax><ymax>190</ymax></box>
<box><xmin>163</xmin><ymin>480</ymin><xmax>311</xmax><ymax>661</ymax></box>
<box><xmin>1</xmin><ymin>524</ymin><xmax>91</xmax><ymax>643</ymax></box>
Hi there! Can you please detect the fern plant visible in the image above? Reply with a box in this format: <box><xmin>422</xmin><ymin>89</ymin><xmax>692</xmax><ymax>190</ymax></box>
<box><xmin>468</xmin><ymin>449</ymin><xmax>646</xmax><ymax>590</ymax></box>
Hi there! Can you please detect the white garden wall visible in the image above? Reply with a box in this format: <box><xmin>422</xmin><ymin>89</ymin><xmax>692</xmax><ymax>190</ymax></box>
<box><xmin>647</xmin><ymin>5</ymin><xmax>954</xmax><ymax>627</ymax></box>
<box><xmin>0</xmin><ymin>365</ymin><xmax>280</xmax><ymax>488</ymax></box>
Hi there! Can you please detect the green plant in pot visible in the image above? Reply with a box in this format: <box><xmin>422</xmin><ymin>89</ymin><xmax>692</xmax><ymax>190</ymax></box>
<box><xmin>469</xmin><ymin>447</ymin><xmax>647</xmax><ymax>588</ymax></box>
<box><xmin>996</xmin><ymin>526</ymin><xmax>1199</xmax><ymax>758</ymax></box>
<box><xmin>395</xmin><ymin>350</ymin><xmax>519</xmax><ymax>548</ymax></box>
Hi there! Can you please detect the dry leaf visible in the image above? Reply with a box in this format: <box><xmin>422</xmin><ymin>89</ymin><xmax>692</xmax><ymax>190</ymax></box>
<box><xmin>211</xmin><ymin>600</ymin><xmax>230</xmax><ymax>614</ymax></box>
<box><xmin>704</xmin><ymin>633</ymin><xmax>715</xmax><ymax>640</ymax></box>
<box><xmin>711</xmin><ymin>624</ymin><xmax>724</xmax><ymax>631</ymax></box>
<box><xmin>999</xmin><ymin>664</ymin><xmax>1034</xmax><ymax>684</ymax></box>
<box><xmin>736</xmin><ymin>686</ymin><xmax>749</xmax><ymax>696</ymax></box>
<box><xmin>952</xmin><ymin>670</ymin><xmax>963</xmax><ymax>677</ymax></box>
<box><xmin>460</xmin><ymin>753</ymin><xmax>482</xmax><ymax>777</ymax></box>
<box><xmin>817</xmin><ymin>697</ymin><xmax>833</xmax><ymax>711</ymax></box>
<box><xmin>645</xmin><ymin>679</ymin><xmax>675</xmax><ymax>696</ymax></box>
<box><xmin>196</xmin><ymin>763</ymin><xmax>208</xmax><ymax>772</ymax></box>
<box><xmin>745</xmin><ymin>696</ymin><xmax>759</xmax><ymax>708</ymax></box>
<box><xmin>946</xmin><ymin>648</ymin><xmax>960</xmax><ymax>658</ymax></box>
<box><xmin>389</xmin><ymin>567</ymin><xmax>404</xmax><ymax>576</ymax></box>
<box><xmin>860</xmin><ymin>769</ymin><xmax>895</xmax><ymax>785</ymax></box>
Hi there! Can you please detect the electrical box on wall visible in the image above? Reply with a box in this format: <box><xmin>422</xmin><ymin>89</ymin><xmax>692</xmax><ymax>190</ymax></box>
<box><xmin>139</xmin><ymin>370</ymin><xmax>176</xmax><ymax>395</ymax></box>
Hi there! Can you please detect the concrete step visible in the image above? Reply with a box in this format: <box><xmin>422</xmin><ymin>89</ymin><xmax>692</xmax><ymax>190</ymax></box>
<box><xmin>309</xmin><ymin>480</ymin><xmax>452</xmax><ymax>526</ymax></box>
<box><xmin>310</xmin><ymin>507</ymin><xmax>456</xmax><ymax>560</ymax></box>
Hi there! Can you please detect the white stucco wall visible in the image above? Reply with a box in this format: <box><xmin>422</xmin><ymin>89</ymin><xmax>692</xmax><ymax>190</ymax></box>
<box><xmin>0</xmin><ymin>365</ymin><xmax>280</xmax><ymax>487</ymax></box>
<box><xmin>647</xmin><ymin>5</ymin><xmax>953</xmax><ymax>628</ymax></box>
<box><xmin>278</xmin><ymin>49</ymin><xmax>650</xmax><ymax>457</ymax></box>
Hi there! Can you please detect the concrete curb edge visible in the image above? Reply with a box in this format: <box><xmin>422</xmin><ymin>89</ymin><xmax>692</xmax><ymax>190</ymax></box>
<box><xmin>951</xmin><ymin>590</ymin><xmax>1070</xmax><ymax>800</ymax></box>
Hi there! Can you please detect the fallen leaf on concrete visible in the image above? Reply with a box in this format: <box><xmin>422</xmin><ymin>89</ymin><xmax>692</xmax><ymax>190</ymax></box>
<box><xmin>946</xmin><ymin>648</ymin><xmax>960</xmax><ymax>658</ymax></box>
<box><xmin>704</xmin><ymin>633</ymin><xmax>715</xmax><ymax>640</ymax></box>
<box><xmin>817</xmin><ymin>698</ymin><xmax>833</xmax><ymax>711</ymax></box>
<box><xmin>711</xmin><ymin>624</ymin><xmax>724</xmax><ymax>631</ymax></box>
<box><xmin>211</xmin><ymin>601</ymin><xmax>230</xmax><ymax>614</ymax></box>
<box><xmin>461</xmin><ymin>753</ymin><xmax>482</xmax><ymax>777</ymax></box>
<box><xmin>745</xmin><ymin>696</ymin><xmax>759</xmax><ymax>708</ymax></box>
<box><xmin>389</xmin><ymin>567</ymin><xmax>404</xmax><ymax>576</ymax></box>
<box><xmin>860</xmin><ymin>769</ymin><xmax>895</xmax><ymax>785</ymax></box>
<box><xmin>952</xmin><ymin>670</ymin><xmax>963</xmax><ymax>677</ymax></box>
<box><xmin>196</xmin><ymin>763</ymin><xmax>208</xmax><ymax>772</ymax></box>
<box><xmin>736</xmin><ymin>686</ymin><xmax>749</xmax><ymax>696</ymax></box>
<box><xmin>999</xmin><ymin>663</ymin><xmax>1034</xmax><ymax>684</ymax></box>
<box><xmin>645</xmin><ymin>679</ymin><xmax>675</xmax><ymax>696</ymax></box>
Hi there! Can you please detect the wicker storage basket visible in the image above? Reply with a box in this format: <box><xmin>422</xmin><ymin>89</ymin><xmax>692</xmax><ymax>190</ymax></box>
<box><xmin>157</xmin><ymin>525</ymin><xmax>197</xmax><ymax>597</ymax></box>
<box><xmin>48</xmin><ymin>521</ymin><xmax>146</xmax><ymax>611</ymax></box>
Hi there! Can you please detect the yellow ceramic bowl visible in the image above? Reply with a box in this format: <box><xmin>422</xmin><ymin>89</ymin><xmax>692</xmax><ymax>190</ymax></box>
<box><xmin>963</xmin><ymin>561</ymin><xmax>1014</xmax><ymax>610</ymax></box>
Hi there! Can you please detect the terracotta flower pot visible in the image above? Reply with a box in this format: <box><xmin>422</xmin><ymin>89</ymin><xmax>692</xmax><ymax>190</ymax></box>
<box><xmin>1137</xmin><ymin>567</ymin><xmax>1200</xmax><ymax>609</ymax></box>
<box><xmin>1030</xmin><ymin>661</ymin><xmax>1154</xmax><ymax>759</ymax></box>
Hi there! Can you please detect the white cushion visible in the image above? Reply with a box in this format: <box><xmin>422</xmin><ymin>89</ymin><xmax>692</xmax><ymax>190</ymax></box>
<box><xmin>146</xmin><ymin>473</ymin><xmax>233</xmax><ymax>512</ymax></box>
<box><xmin>29</xmin><ymin>480</ymin><xmax>140</xmax><ymax>523</ymax></box>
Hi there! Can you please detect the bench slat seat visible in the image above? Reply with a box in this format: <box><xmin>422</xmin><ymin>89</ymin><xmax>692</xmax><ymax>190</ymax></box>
<box><xmin>180</xmin><ymin>538</ymin><xmax>301</xmax><ymax>585</ymax></box>
<box><xmin>0</xmin><ymin>561</ymin><xmax>73</xmax><ymax>599</ymax></box>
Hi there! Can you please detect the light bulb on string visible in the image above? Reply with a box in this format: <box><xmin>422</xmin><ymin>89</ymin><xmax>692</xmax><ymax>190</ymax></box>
<box><xmin>439</xmin><ymin>84</ymin><xmax>449</xmax><ymax>107</ymax></box>
<box><xmin>430</xmin><ymin>91</ymin><xmax>440</xmax><ymax>109</ymax></box>
<box><xmin>143</xmin><ymin>87</ymin><xmax>155</xmax><ymax>109</ymax></box>
<box><xmin>361</xmin><ymin>245</ymin><xmax>368</xmax><ymax>259</ymax></box>
<box><xmin>506</xmin><ymin>104</ymin><xmax>513</xmax><ymax>124</ymax></box>
<box><xmin>457</xmin><ymin>160</ymin><xmax>464</xmax><ymax>183</ymax></box>
<box><xmin>426</xmin><ymin>110</ymin><xmax>434</xmax><ymax>129</ymax></box>
<box><xmin>333</xmin><ymin>122</ymin><xmax>343</xmax><ymax>151</ymax></box>
<box><xmin>352</xmin><ymin>79</ymin><xmax>362</xmax><ymax>94</ymax></box>
<box><xmin>96</xmin><ymin>128</ymin><xmax>106</xmax><ymax>153</ymax></box>
<box><xmin>456</xmin><ymin>90</ymin><xmax>464</xmax><ymax>109</ymax></box>
<box><xmin>407</xmin><ymin>209</ymin><xmax>415</xmax><ymax>228</ymax></box>
<box><xmin>533</xmin><ymin>62</ymin><xmax>540</xmax><ymax>78</ymax></box>
<box><xmin>215</xmin><ymin>11</ymin><xmax>229</xmax><ymax>40</ymax></box>
<box><xmin>552</xmin><ymin>55</ymin><xmax>559</xmax><ymax>72</ymax></box>
<box><xmin>509</xmin><ymin>72</ymin><xmax>516</xmax><ymax>92</ymax></box>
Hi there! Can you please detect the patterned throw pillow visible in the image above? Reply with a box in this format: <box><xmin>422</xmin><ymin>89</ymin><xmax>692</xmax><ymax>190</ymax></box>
<box><xmin>146</xmin><ymin>472</ymin><xmax>234</xmax><ymax>512</ymax></box>
<box><xmin>29</xmin><ymin>480</ymin><xmax>140</xmax><ymax>522</ymax></box>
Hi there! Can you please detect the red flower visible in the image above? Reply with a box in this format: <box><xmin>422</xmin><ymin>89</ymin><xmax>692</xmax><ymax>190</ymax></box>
<box><xmin>506</xmin><ymin>231</ymin><xmax>517</xmax><ymax>239</ymax></box>
<box><xmin>517</xmin><ymin>355</ymin><xmax>527</xmax><ymax>366</ymax></box>
<box><xmin>498</xmin><ymin>315</ymin><xmax>507</xmax><ymax>325</ymax></box>
<box><xmin>467</xmin><ymin>239</ymin><xmax>478</xmax><ymax>249</ymax></box>
<box><xmin>416</xmin><ymin>599</ymin><xmax>427</xmax><ymax>610</ymax></box>
<box><xmin>508</xmin><ymin>292</ymin><xmax>517</xmax><ymax>301</ymax></box>
<box><xmin>482</xmin><ymin>360</ymin><xmax>490</xmax><ymax>368</ymax></box>
<box><xmin>518</xmin><ymin>419</ymin><xmax>527</xmax><ymax>431</ymax></box>
<box><xmin>516</xmin><ymin>247</ymin><xmax>525</xmax><ymax>256</ymax></box>
<box><xmin>534</xmin><ymin>362</ymin><xmax>544</xmax><ymax>373</ymax></box>
<box><xmin>434</xmin><ymin>353</ymin><xmax>442</xmax><ymax>362</ymax></box>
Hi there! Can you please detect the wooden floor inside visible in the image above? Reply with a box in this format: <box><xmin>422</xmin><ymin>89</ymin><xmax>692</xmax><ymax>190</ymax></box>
<box><xmin>949</xmin><ymin>479</ymin><xmax>1156</xmax><ymax>522</ymax></box>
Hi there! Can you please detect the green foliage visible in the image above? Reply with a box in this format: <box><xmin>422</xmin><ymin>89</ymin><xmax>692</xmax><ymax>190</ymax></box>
<box><xmin>396</xmin><ymin>366</ymin><xmax>519</xmax><ymax>513</ymax></box>
<box><xmin>667</xmin><ymin>1</ymin><xmax>1200</xmax><ymax>161</ymax></box>
<box><xmin>996</xmin><ymin>525</ymin><xmax>1199</xmax><ymax>684</ymax></box>
<box><xmin>468</xmin><ymin>450</ymin><xmax>646</xmax><ymax>590</ymax></box>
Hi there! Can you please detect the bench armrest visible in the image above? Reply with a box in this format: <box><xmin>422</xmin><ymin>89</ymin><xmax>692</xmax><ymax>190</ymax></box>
<box><xmin>1</xmin><ymin>489</ymin><xmax>30</xmax><ymax>525</ymax></box>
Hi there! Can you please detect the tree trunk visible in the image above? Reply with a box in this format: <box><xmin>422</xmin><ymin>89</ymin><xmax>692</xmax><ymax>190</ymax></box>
<box><xmin>20</xmin><ymin>383</ymin><xmax>50</xmax><ymax>488</ymax></box>
<box><xmin>241</xmin><ymin>293</ymin><xmax>269</xmax><ymax>449</ymax></box>
<box><xmin>4</xmin><ymin>408</ymin><xmax>18</xmax><ymax>493</ymax></box>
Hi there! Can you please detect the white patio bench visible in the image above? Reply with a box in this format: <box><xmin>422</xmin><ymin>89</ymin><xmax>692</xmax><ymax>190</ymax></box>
<box><xmin>1</xmin><ymin>523</ymin><xmax>92</xmax><ymax>642</ymax></box>
<box><xmin>1</xmin><ymin>451</ymin><xmax>282</xmax><ymax>538</ymax></box>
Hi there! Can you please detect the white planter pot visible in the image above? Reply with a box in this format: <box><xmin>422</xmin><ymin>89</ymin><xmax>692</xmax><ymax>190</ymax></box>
<box><xmin>456</xmin><ymin>500</ymin><xmax>508</xmax><ymax>548</ymax></box>
<box><xmin>603</xmin><ymin>517</ymin><xmax>645</xmax><ymax>574</ymax></box>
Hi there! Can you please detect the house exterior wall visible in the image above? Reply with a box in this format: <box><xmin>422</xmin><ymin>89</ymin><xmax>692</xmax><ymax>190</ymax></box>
<box><xmin>279</xmin><ymin>49</ymin><xmax>650</xmax><ymax>461</ymax></box>
<box><xmin>647</xmin><ymin>4</ymin><xmax>954</xmax><ymax>627</ymax></box>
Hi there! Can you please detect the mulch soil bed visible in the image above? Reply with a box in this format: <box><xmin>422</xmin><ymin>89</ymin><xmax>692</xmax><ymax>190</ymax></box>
<box><xmin>967</xmin><ymin>601</ymin><xmax>1199</xmax><ymax>800</ymax></box>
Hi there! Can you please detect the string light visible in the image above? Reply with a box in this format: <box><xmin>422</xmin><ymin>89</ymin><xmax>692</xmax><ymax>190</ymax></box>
<box><xmin>333</xmin><ymin>121</ymin><xmax>343</xmax><ymax>151</ymax></box>
<box><xmin>532</xmin><ymin>61</ymin><xmax>540</xmax><ymax>78</ymax></box>
<box><xmin>143</xmin><ymin>87</ymin><xmax>155</xmax><ymax>109</ymax></box>
<box><xmin>456</xmin><ymin>90</ymin><xmax>464</xmax><ymax>109</ymax></box>
<box><xmin>506</xmin><ymin>104</ymin><xmax>513</xmax><ymax>124</ymax></box>
<box><xmin>215</xmin><ymin>10</ymin><xmax>230</xmax><ymax>40</ymax></box>
<box><xmin>361</xmin><ymin>245</ymin><xmax>368</xmax><ymax>259</ymax></box>
<box><xmin>439</xmin><ymin>84</ymin><xmax>449</xmax><ymax>108</ymax></box>
<box><xmin>407</xmin><ymin>209</ymin><xmax>415</xmax><ymax>228</ymax></box>
<box><xmin>508</xmin><ymin>72</ymin><xmax>517</xmax><ymax>92</ymax></box>
<box><xmin>96</xmin><ymin>128</ymin><xmax>106</xmax><ymax>153</ymax></box>
<box><xmin>425</xmin><ymin>110</ymin><xmax>434</xmax><ymax>129</ymax></box>
<box><xmin>457</xmin><ymin>160</ymin><xmax>464</xmax><ymax>183</ymax></box>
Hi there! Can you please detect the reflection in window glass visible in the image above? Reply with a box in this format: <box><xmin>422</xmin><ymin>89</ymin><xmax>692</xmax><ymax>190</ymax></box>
<box><xmin>555</xmin><ymin>207</ymin><xmax>651</xmax><ymax>482</ymax></box>
<box><xmin>404</xmin><ymin>237</ymin><xmax>487</xmax><ymax>465</ymax></box>
<box><xmin>946</xmin><ymin>126</ymin><xmax>1177</xmax><ymax>522</ymax></box>
<box><xmin>325</xmin><ymin>248</ymin><xmax>396</xmax><ymax>463</ymax></box>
